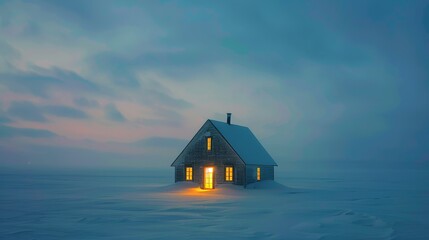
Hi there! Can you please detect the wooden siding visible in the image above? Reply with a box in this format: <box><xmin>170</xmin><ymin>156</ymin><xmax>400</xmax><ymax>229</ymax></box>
<box><xmin>263</xmin><ymin>165</ymin><xmax>275</xmax><ymax>181</ymax></box>
<box><xmin>173</xmin><ymin>121</ymin><xmax>245</xmax><ymax>186</ymax></box>
<box><xmin>245</xmin><ymin>165</ymin><xmax>275</xmax><ymax>185</ymax></box>
<box><xmin>175</xmin><ymin>166</ymin><xmax>184</xmax><ymax>183</ymax></box>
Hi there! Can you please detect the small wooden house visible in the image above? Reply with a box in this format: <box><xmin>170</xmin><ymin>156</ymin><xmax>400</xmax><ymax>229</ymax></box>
<box><xmin>171</xmin><ymin>113</ymin><xmax>277</xmax><ymax>189</ymax></box>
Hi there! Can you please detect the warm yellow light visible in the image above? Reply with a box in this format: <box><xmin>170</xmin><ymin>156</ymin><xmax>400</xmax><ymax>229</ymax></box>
<box><xmin>257</xmin><ymin>167</ymin><xmax>261</xmax><ymax>181</ymax></box>
<box><xmin>186</xmin><ymin>167</ymin><xmax>193</xmax><ymax>181</ymax></box>
<box><xmin>162</xmin><ymin>187</ymin><xmax>224</xmax><ymax>199</ymax></box>
<box><xmin>225</xmin><ymin>167</ymin><xmax>233</xmax><ymax>181</ymax></box>
<box><xmin>207</xmin><ymin>137</ymin><xmax>212</xmax><ymax>151</ymax></box>
<box><xmin>204</xmin><ymin>167</ymin><xmax>214</xmax><ymax>189</ymax></box>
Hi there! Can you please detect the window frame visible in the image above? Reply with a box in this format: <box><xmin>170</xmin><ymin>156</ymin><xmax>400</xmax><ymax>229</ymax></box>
<box><xmin>225</xmin><ymin>166</ymin><xmax>234</xmax><ymax>182</ymax></box>
<box><xmin>206</xmin><ymin>137</ymin><xmax>212</xmax><ymax>151</ymax></box>
<box><xmin>185</xmin><ymin>166</ymin><xmax>193</xmax><ymax>181</ymax></box>
<box><xmin>256</xmin><ymin>167</ymin><xmax>261</xmax><ymax>181</ymax></box>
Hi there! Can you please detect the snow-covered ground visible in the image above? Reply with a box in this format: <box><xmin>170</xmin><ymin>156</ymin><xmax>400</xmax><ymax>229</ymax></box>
<box><xmin>0</xmin><ymin>167</ymin><xmax>428</xmax><ymax>239</ymax></box>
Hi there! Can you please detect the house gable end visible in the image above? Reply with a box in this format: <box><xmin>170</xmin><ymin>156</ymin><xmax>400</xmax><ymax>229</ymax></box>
<box><xmin>209</xmin><ymin>120</ymin><xmax>247</xmax><ymax>166</ymax></box>
<box><xmin>171</xmin><ymin>120</ymin><xmax>245</xmax><ymax>167</ymax></box>
<box><xmin>170</xmin><ymin>120</ymin><xmax>211</xmax><ymax>167</ymax></box>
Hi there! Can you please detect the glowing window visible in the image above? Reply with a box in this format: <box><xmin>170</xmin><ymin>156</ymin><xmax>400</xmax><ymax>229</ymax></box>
<box><xmin>186</xmin><ymin>167</ymin><xmax>193</xmax><ymax>181</ymax></box>
<box><xmin>225</xmin><ymin>167</ymin><xmax>233</xmax><ymax>181</ymax></box>
<box><xmin>207</xmin><ymin>137</ymin><xmax>212</xmax><ymax>151</ymax></box>
<box><xmin>257</xmin><ymin>167</ymin><xmax>261</xmax><ymax>181</ymax></box>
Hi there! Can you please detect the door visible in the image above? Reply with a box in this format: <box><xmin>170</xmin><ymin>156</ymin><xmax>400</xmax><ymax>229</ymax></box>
<box><xmin>204</xmin><ymin>167</ymin><xmax>214</xmax><ymax>189</ymax></box>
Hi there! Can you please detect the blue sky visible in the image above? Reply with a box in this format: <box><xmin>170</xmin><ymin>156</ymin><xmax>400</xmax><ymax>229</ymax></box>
<box><xmin>0</xmin><ymin>0</ymin><xmax>428</xmax><ymax>170</ymax></box>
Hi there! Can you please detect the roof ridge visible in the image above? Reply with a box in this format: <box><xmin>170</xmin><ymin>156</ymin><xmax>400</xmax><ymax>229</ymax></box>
<box><xmin>208</xmin><ymin>119</ymin><xmax>248</xmax><ymax>128</ymax></box>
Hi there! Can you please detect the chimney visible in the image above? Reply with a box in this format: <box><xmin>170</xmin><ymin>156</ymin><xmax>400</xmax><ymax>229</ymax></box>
<box><xmin>227</xmin><ymin>113</ymin><xmax>232</xmax><ymax>125</ymax></box>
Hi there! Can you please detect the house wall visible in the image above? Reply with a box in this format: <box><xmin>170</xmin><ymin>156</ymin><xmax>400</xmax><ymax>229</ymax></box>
<box><xmin>263</xmin><ymin>165</ymin><xmax>275</xmax><ymax>181</ymax></box>
<box><xmin>174</xmin><ymin>166</ymin><xmax>184</xmax><ymax>182</ymax></box>
<box><xmin>173</xmin><ymin>121</ymin><xmax>246</xmax><ymax>186</ymax></box>
<box><xmin>245</xmin><ymin>165</ymin><xmax>275</xmax><ymax>185</ymax></box>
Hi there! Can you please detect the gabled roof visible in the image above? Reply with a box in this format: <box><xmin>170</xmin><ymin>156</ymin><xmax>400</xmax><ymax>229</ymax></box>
<box><xmin>209</xmin><ymin>120</ymin><xmax>277</xmax><ymax>166</ymax></box>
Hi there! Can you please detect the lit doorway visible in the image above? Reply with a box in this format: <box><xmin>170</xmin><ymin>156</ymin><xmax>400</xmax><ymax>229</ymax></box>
<box><xmin>204</xmin><ymin>167</ymin><xmax>214</xmax><ymax>189</ymax></box>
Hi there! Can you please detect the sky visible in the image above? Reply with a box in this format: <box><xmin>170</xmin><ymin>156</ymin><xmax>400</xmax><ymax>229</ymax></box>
<box><xmin>0</xmin><ymin>0</ymin><xmax>428</xmax><ymax>170</ymax></box>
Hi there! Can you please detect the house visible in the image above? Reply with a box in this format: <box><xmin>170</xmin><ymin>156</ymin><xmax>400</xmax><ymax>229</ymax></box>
<box><xmin>171</xmin><ymin>113</ymin><xmax>277</xmax><ymax>189</ymax></box>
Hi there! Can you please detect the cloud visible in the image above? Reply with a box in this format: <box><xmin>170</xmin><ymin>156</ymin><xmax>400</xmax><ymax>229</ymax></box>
<box><xmin>0</xmin><ymin>109</ymin><xmax>12</xmax><ymax>123</ymax></box>
<box><xmin>0</xmin><ymin>124</ymin><xmax>56</xmax><ymax>138</ymax></box>
<box><xmin>0</xmin><ymin>66</ymin><xmax>100</xmax><ymax>98</ymax></box>
<box><xmin>0</xmin><ymin>41</ymin><xmax>21</xmax><ymax>63</ymax></box>
<box><xmin>43</xmin><ymin>105</ymin><xmax>88</xmax><ymax>119</ymax></box>
<box><xmin>0</xmin><ymin>116</ymin><xmax>11</xmax><ymax>124</ymax></box>
<box><xmin>143</xmin><ymin>89</ymin><xmax>192</xmax><ymax>110</ymax></box>
<box><xmin>0</xmin><ymin>71</ymin><xmax>59</xmax><ymax>98</ymax></box>
<box><xmin>31</xmin><ymin>1</ymin><xmax>122</xmax><ymax>34</ymax></box>
<box><xmin>424</xmin><ymin>5</ymin><xmax>429</xmax><ymax>34</ymax></box>
<box><xmin>88</xmin><ymin>52</ymin><xmax>141</xmax><ymax>87</ymax></box>
<box><xmin>73</xmin><ymin>97</ymin><xmax>100</xmax><ymax>108</ymax></box>
<box><xmin>87</xmin><ymin>51</ymin><xmax>193</xmax><ymax>109</ymax></box>
<box><xmin>0</xmin><ymin>142</ymin><xmax>172</xmax><ymax>169</ymax></box>
<box><xmin>104</xmin><ymin>104</ymin><xmax>126</xmax><ymax>122</ymax></box>
<box><xmin>132</xmin><ymin>136</ymin><xmax>187</xmax><ymax>148</ymax></box>
<box><xmin>7</xmin><ymin>101</ymin><xmax>89</xmax><ymax>122</ymax></box>
<box><xmin>1</xmin><ymin>1</ymin><xmax>428</xmax><ymax>169</ymax></box>
<box><xmin>81</xmin><ymin>1</ymin><xmax>370</xmax><ymax>85</ymax></box>
<box><xmin>7</xmin><ymin>101</ymin><xmax>47</xmax><ymax>122</ymax></box>
<box><xmin>42</xmin><ymin>66</ymin><xmax>100</xmax><ymax>92</ymax></box>
<box><xmin>0</xmin><ymin>135</ymin><xmax>186</xmax><ymax>169</ymax></box>
<box><xmin>134</xmin><ymin>106</ymin><xmax>186</xmax><ymax>127</ymax></box>
<box><xmin>138</xmin><ymin>118</ymin><xmax>182</xmax><ymax>127</ymax></box>
<box><xmin>88</xmin><ymin>49</ymin><xmax>223</xmax><ymax>83</ymax></box>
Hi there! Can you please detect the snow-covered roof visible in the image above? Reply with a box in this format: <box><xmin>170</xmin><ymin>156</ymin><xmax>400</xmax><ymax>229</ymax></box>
<box><xmin>209</xmin><ymin>120</ymin><xmax>277</xmax><ymax>166</ymax></box>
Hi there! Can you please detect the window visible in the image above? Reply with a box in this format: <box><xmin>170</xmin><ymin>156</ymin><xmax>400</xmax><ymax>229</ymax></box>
<box><xmin>225</xmin><ymin>167</ymin><xmax>233</xmax><ymax>181</ymax></box>
<box><xmin>207</xmin><ymin>137</ymin><xmax>212</xmax><ymax>151</ymax></box>
<box><xmin>256</xmin><ymin>167</ymin><xmax>261</xmax><ymax>181</ymax></box>
<box><xmin>186</xmin><ymin>167</ymin><xmax>193</xmax><ymax>181</ymax></box>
